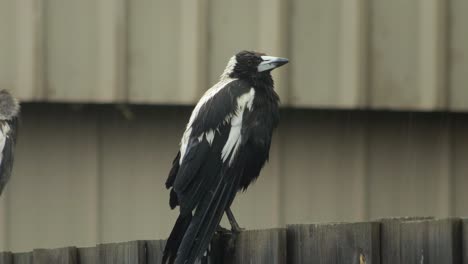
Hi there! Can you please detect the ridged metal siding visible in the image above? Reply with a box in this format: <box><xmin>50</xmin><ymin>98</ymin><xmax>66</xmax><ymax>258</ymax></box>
<box><xmin>0</xmin><ymin>0</ymin><xmax>466</xmax><ymax>110</ymax></box>
<box><xmin>0</xmin><ymin>106</ymin><xmax>467</xmax><ymax>252</ymax></box>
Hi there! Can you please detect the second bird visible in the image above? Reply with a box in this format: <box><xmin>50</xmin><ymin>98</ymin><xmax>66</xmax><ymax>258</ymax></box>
<box><xmin>163</xmin><ymin>51</ymin><xmax>289</xmax><ymax>264</ymax></box>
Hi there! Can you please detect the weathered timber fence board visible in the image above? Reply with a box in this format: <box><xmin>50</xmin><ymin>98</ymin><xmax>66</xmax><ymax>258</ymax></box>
<box><xmin>146</xmin><ymin>240</ymin><xmax>165</xmax><ymax>264</ymax></box>
<box><xmin>2</xmin><ymin>218</ymin><xmax>468</xmax><ymax>263</ymax></box>
<box><xmin>77</xmin><ymin>247</ymin><xmax>97</xmax><ymax>264</ymax></box>
<box><xmin>12</xmin><ymin>252</ymin><xmax>32</xmax><ymax>264</ymax></box>
<box><xmin>211</xmin><ymin>228</ymin><xmax>286</xmax><ymax>264</ymax></box>
<box><xmin>0</xmin><ymin>252</ymin><xmax>11</xmax><ymax>264</ymax></box>
<box><xmin>287</xmin><ymin>221</ymin><xmax>380</xmax><ymax>264</ymax></box>
<box><xmin>464</xmin><ymin>219</ymin><xmax>468</xmax><ymax>264</ymax></box>
<box><xmin>98</xmin><ymin>241</ymin><xmax>146</xmax><ymax>264</ymax></box>
<box><xmin>381</xmin><ymin>218</ymin><xmax>462</xmax><ymax>263</ymax></box>
<box><xmin>380</xmin><ymin>216</ymin><xmax>434</xmax><ymax>263</ymax></box>
<box><xmin>33</xmin><ymin>247</ymin><xmax>77</xmax><ymax>264</ymax></box>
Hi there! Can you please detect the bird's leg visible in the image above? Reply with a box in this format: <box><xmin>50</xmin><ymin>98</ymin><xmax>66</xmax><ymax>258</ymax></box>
<box><xmin>226</xmin><ymin>207</ymin><xmax>244</xmax><ymax>233</ymax></box>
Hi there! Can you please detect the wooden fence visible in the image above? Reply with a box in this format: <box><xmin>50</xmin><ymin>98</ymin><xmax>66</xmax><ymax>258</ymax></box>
<box><xmin>0</xmin><ymin>217</ymin><xmax>467</xmax><ymax>263</ymax></box>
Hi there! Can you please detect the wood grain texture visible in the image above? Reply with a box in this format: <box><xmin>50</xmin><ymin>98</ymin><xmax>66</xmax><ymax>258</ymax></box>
<box><xmin>381</xmin><ymin>218</ymin><xmax>462</xmax><ymax>263</ymax></box>
<box><xmin>77</xmin><ymin>247</ymin><xmax>97</xmax><ymax>264</ymax></box>
<box><xmin>0</xmin><ymin>252</ymin><xmax>11</xmax><ymax>264</ymax></box>
<box><xmin>287</xmin><ymin>222</ymin><xmax>380</xmax><ymax>264</ymax></box>
<box><xmin>12</xmin><ymin>252</ymin><xmax>32</xmax><ymax>264</ymax></box>
<box><xmin>146</xmin><ymin>240</ymin><xmax>165</xmax><ymax>264</ymax></box>
<box><xmin>380</xmin><ymin>217</ymin><xmax>434</xmax><ymax>263</ymax></box>
<box><xmin>213</xmin><ymin>229</ymin><xmax>287</xmax><ymax>264</ymax></box>
<box><xmin>33</xmin><ymin>247</ymin><xmax>77</xmax><ymax>264</ymax></box>
<box><xmin>463</xmin><ymin>219</ymin><xmax>468</xmax><ymax>264</ymax></box>
<box><xmin>97</xmin><ymin>241</ymin><xmax>146</xmax><ymax>264</ymax></box>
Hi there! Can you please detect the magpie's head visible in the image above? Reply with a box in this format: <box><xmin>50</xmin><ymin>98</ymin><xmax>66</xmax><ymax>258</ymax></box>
<box><xmin>0</xmin><ymin>90</ymin><xmax>20</xmax><ymax>120</ymax></box>
<box><xmin>221</xmin><ymin>51</ymin><xmax>288</xmax><ymax>80</ymax></box>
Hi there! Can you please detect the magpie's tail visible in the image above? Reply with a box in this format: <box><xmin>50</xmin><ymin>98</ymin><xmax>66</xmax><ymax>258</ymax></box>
<box><xmin>162</xmin><ymin>214</ymin><xmax>193</xmax><ymax>264</ymax></box>
<box><xmin>175</xmin><ymin>175</ymin><xmax>239</xmax><ymax>264</ymax></box>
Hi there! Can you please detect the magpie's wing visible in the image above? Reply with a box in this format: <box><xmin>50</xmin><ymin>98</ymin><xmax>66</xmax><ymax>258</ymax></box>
<box><xmin>165</xmin><ymin>79</ymin><xmax>251</xmax><ymax>212</ymax></box>
<box><xmin>0</xmin><ymin>118</ymin><xmax>18</xmax><ymax>196</ymax></box>
<box><xmin>163</xmin><ymin>79</ymin><xmax>256</xmax><ymax>264</ymax></box>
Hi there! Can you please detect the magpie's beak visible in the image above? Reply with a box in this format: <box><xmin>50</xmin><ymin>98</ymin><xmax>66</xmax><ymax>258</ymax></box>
<box><xmin>258</xmin><ymin>56</ymin><xmax>289</xmax><ymax>72</ymax></box>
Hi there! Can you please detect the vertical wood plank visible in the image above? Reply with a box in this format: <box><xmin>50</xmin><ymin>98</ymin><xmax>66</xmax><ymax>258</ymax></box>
<box><xmin>146</xmin><ymin>240</ymin><xmax>166</xmax><ymax>264</ymax></box>
<box><xmin>381</xmin><ymin>218</ymin><xmax>462</xmax><ymax>263</ymax></box>
<box><xmin>462</xmin><ymin>219</ymin><xmax>468</xmax><ymax>264</ymax></box>
<box><xmin>380</xmin><ymin>217</ymin><xmax>433</xmax><ymax>263</ymax></box>
<box><xmin>33</xmin><ymin>247</ymin><xmax>77</xmax><ymax>264</ymax></box>
<box><xmin>0</xmin><ymin>252</ymin><xmax>12</xmax><ymax>264</ymax></box>
<box><xmin>15</xmin><ymin>0</ymin><xmax>44</xmax><ymax>101</ymax></box>
<box><xmin>453</xmin><ymin>116</ymin><xmax>468</xmax><ymax>216</ymax></box>
<box><xmin>212</xmin><ymin>229</ymin><xmax>286</xmax><ymax>264</ymax></box>
<box><xmin>96</xmin><ymin>0</ymin><xmax>127</xmax><ymax>102</ymax></box>
<box><xmin>287</xmin><ymin>222</ymin><xmax>380</xmax><ymax>264</ymax></box>
<box><xmin>12</xmin><ymin>252</ymin><xmax>32</xmax><ymax>264</ymax></box>
<box><xmin>417</xmin><ymin>0</ymin><xmax>447</xmax><ymax>110</ymax></box>
<box><xmin>338</xmin><ymin>0</ymin><xmax>368</xmax><ymax>107</ymax></box>
<box><xmin>98</xmin><ymin>241</ymin><xmax>146</xmax><ymax>264</ymax></box>
<box><xmin>77</xmin><ymin>247</ymin><xmax>97</xmax><ymax>264</ymax></box>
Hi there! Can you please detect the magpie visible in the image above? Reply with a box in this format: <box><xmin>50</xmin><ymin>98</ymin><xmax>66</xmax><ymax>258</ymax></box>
<box><xmin>162</xmin><ymin>51</ymin><xmax>288</xmax><ymax>264</ymax></box>
<box><xmin>0</xmin><ymin>90</ymin><xmax>19</xmax><ymax>196</ymax></box>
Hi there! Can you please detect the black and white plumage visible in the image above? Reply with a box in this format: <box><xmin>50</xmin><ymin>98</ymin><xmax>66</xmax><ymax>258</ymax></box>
<box><xmin>163</xmin><ymin>51</ymin><xmax>288</xmax><ymax>264</ymax></box>
<box><xmin>0</xmin><ymin>90</ymin><xmax>19</xmax><ymax>196</ymax></box>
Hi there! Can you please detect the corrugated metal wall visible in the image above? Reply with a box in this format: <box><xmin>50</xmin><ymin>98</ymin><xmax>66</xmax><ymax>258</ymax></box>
<box><xmin>0</xmin><ymin>0</ymin><xmax>467</xmax><ymax>110</ymax></box>
<box><xmin>1</xmin><ymin>0</ymin><xmax>468</xmax><ymax>253</ymax></box>
<box><xmin>1</xmin><ymin>105</ymin><xmax>467</xmax><ymax>252</ymax></box>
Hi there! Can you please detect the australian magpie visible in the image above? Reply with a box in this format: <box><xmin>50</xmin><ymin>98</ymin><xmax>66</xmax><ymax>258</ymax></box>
<box><xmin>0</xmin><ymin>90</ymin><xmax>19</xmax><ymax>196</ymax></box>
<box><xmin>163</xmin><ymin>51</ymin><xmax>288</xmax><ymax>264</ymax></box>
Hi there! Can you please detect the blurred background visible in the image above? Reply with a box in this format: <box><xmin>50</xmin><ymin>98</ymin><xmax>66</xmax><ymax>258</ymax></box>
<box><xmin>1</xmin><ymin>0</ymin><xmax>468</xmax><ymax>253</ymax></box>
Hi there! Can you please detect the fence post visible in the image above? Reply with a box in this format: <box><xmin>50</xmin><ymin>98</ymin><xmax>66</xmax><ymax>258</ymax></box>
<box><xmin>381</xmin><ymin>218</ymin><xmax>462</xmax><ymax>263</ymax></box>
<box><xmin>146</xmin><ymin>240</ymin><xmax>166</xmax><ymax>264</ymax></box>
<box><xmin>211</xmin><ymin>228</ymin><xmax>287</xmax><ymax>264</ymax></box>
<box><xmin>78</xmin><ymin>241</ymin><xmax>146</xmax><ymax>264</ymax></box>
<box><xmin>33</xmin><ymin>247</ymin><xmax>77</xmax><ymax>264</ymax></box>
<box><xmin>463</xmin><ymin>219</ymin><xmax>468</xmax><ymax>264</ymax></box>
<box><xmin>12</xmin><ymin>252</ymin><xmax>32</xmax><ymax>264</ymax></box>
<box><xmin>287</xmin><ymin>222</ymin><xmax>380</xmax><ymax>264</ymax></box>
<box><xmin>0</xmin><ymin>252</ymin><xmax>12</xmax><ymax>264</ymax></box>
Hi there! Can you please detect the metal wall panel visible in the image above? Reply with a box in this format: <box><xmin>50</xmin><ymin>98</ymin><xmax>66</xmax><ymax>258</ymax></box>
<box><xmin>0</xmin><ymin>0</ymin><xmax>16</xmax><ymax>95</ymax></box>
<box><xmin>127</xmin><ymin>0</ymin><xmax>182</xmax><ymax>104</ymax></box>
<box><xmin>207</xmin><ymin>0</ymin><xmax>259</xmax><ymax>84</ymax></box>
<box><xmin>449</xmin><ymin>0</ymin><xmax>468</xmax><ymax>111</ymax></box>
<box><xmin>1</xmin><ymin>105</ymin><xmax>100</xmax><ymax>251</ymax></box>
<box><xmin>289</xmin><ymin>0</ymin><xmax>367</xmax><ymax>108</ymax></box>
<box><xmin>0</xmin><ymin>1</ymin><xmax>467</xmax><ymax>110</ymax></box>
<box><xmin>1</xmin><ymin>105</ymin><xmax>465</xmax><ymax>252</ymax></box>
<box><xmin>366</xmin><ymin>113</ymin><xmax>452</xmax><ymax>218</ymax></box>
<box><xmin>44</xmin><ymin>0</ymin><xmax>100</xmax><ymax>101</ymax></box>
<box><xmin>280</xmin><ymin>111</ymin><xmax>368</xmax><ymax>224</ymax></box>
<box><xmin>369</xmin><ymin>0</ymin><xmax>447</xmax><ymax>110</ymax></box>
<box><xmin>127</xmin><ymin>0</ymin><xmax>210</xmax><ymax>105</ymax></box>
